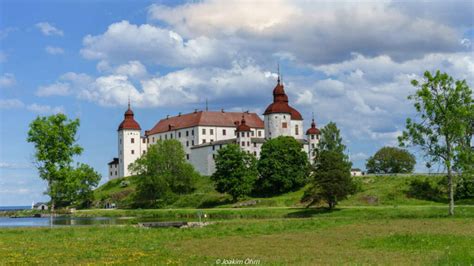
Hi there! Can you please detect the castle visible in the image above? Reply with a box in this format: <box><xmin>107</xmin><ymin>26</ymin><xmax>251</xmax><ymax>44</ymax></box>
<box><xmin>108</xmin><ymin>76</ymin><xmax>321</xmax><ymax>179</ymax></box>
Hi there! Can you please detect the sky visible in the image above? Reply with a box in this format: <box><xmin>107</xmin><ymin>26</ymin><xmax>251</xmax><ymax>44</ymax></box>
<box><xmin>0</xmin><ymin>0</ymin><xmax>473</xmax><ymax>206</ymax></box>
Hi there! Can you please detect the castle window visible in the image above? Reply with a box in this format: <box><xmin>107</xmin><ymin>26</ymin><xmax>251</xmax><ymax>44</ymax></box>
<box><xmin>170</xmin><ymin>134</ymin><xmax>173</xmax><ymax>139</ymax></box>
<box><xmin>254</xmin><ymin>151</ymin><xmax>257</xmax><ymax>156</ymax></box>
<box><xmin>142</xmin><ymin>138</ymin><xmax>145</xmax><ymax>143</ymax></box>
<box><xmin>192</xmin><ymin>140</ymin><xmax>195</xmax><ymax>145</ymax></box>
<box><xmin>210</xmin><ymin>129</ymin><xmax>214</xmax><ymax>135</ymax></box>
<box><xmin>219</xmin><ymin>144</ymin><xmax>223</xmax><ymax>149</ymax></box>
<box><xmin>178</xmin><ymin>132</ymin><xmax>181</xmax><ymax>138</ymax></box>
<box><xmin>247</xmin><ymin>132</ymin><xmax>250</xmax><ymax>137</ymax></box>
<box><xmin>212</xmin><ymin>154</ymin><xmax>215</xmax><ymax>159</ymax></box>
<box><xmin>202</xmin><ymin>139</ymin><xmax>206</xmax><ymax>144</ymax></box>
<box><xmin>115</xmin><ymin>171</ymin><xmax>117</xmax><ymax>175</ymax></box>
<box><xmin>152</xmin><ymin>137</ymin><xmax>155</xmax><ymax>142</ymax></box>
<box><xmin>186</xmin><ymin>131</ymin><xmax>189</xmax><ymax>137</ymax></box>
<box><xmin>295</xmin><ymin>125</ymin><xmax>299</xmax><ymax>135</ymax></box>
<box><xmin>311</xmin><ymin>135</ymin><xmax>315</xmax><ymax>140</ymax></box>
<box><xmin>202</xmin><ymin>128</ymin><xmax>206</xmax><ymax>135</ymax></box>
<box><xmin>186</xmin><ymin>141</ymin><xmax>189</xmax><ymax>147</ymax></box>
<box><xmin>251</xmin><ymin>131</ymin><xmax>254</xmax><ymax>137</ymax></box>
<box><xmin>131</xmin><ymin>138</ymin><xmax>135</xmax><ymax>144</ymax></box>
<box><xmin>210</xmin><ymin>139</ymin><xmax>214</xmax><ymax>142</ymax></box>
<box><xmin>165</xmin><ymin>134</ymin><xmax>167</xmax><ymax>140</ymax></box>
<box><xmin>186</xmin><ymin>154</ymin><xmax>190</xmax><ymax>160</ymax></box>
<box><xmin>110</xmin><ymin>171</ymin><xmax>112</xmax><ymax>176</ymax></box>
<box><xmin>192</xmin><ymin>130</ymin><xmax>194</xmax><ymax>136</ymax></box>
<box><xmin>282</xmin><ymin>122</ymin><xmax>288</xmax><ymax>128</ymax></box>
<box><xmin>212</xmin><ymin>145</ymin><xmax>215</xmax><ymax>151</ymax></box>
<box><xmin>131</xmin><ymin>150</ymin><xmax>135</xmax><ymax>155</ymax></box>
<box><xmin>223</xmin><ymin>129</ymin><xmax>226</xmax><ymax>136</ymax></box>
<box><xmin>247</xmin><ymin>141</ymin><xmax>250</xmax><ymax>146</ymax></box>
<box><xmin>254</xmin><ymin>143</ymin><xmax>257</xmax><ymax>148</ymax></box>
<box><xmin>312</xmin><ymin>144</ymin><xmax>315</xmax><ymax>148</ymax></box>
<box><xmin>241</xmin><ymin>141</ymin><xmax>245</xmax><ymax>146</ymax></box>
<box><xmin>258</xmin><ymin>131</ymin><xmax>262</xmax><ymax>137</ymax></box>
<box><xmin>143</xmin><ymin>150</ymin><xmax>146</xmax><ymax>154</ymax></box>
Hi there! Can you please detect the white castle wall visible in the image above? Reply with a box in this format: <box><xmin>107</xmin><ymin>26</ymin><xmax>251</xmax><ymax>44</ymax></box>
<box><xmin>264</xmin><ymin>113</ymin><xmax>291</xmax><ymax>139</ymax></box>
<box><xmin>118</xmin><ymin>129</ymin><xmax>143</xmax><ymax>177</ymax></box>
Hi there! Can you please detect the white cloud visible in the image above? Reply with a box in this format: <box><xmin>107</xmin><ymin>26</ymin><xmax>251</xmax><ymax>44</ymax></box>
<box><xmin>36</xmin><ymin>82</ymin><xmax>70</xmax><ymax>96</ymax></box>
<box><xmin>0</xmin><ymin>73</ymin><xmax>16</xmax><ymax>88</ymax></box>
<box><xmin>0</xmin><ymin>98</ymin><xmax>24</xmax><ymax>109</ymax></box>
<box><xmin>26</xmin><ymin>104</ymin><xmax>65</xmax><ymax>114</ymax></box>
<box><xmin>147</xmin><ymin>0</ymin><xmax>464</xmax><ymax>65</ymax></box>
<box><xmin>45</xmin><ymin>46</ymin><xmax>65</xmax><ymax>55</ymax></box>
<box><xmin>35</xmin><ymin>22</ymin><xmax>64</xmax><ymax>36</ymax></box>
<box><xmin>81</xmin><ymin>20</ymin><xmax>230</xmax><ymax>67</ymax></box>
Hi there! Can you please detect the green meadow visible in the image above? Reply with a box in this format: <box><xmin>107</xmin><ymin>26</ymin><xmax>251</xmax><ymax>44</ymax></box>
<box><xmin>1</xmin><ymin>206</ymin><xmax>473</xmax><ymax>265</ymax></box>
<box><xmin>1</xmin><ymin>174</ymin><xmax>473</xmax><ymax>265</ymax></box>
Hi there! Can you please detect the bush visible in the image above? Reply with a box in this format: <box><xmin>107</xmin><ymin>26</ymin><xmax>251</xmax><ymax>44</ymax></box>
<box><xmin>406</xmin><ymin>179</ymin><xmax>444</xmax><ymax>202</ymax></box>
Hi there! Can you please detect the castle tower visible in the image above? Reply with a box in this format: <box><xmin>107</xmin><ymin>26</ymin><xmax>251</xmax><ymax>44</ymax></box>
<box><xmin>306</xmin><ymin>118</ymin><xmax>320</xmax><ymax>163</ymax></box>
<box><xmin>117</xmin><ymin>102</ymin><xmax>142</xmax><ymax>177</ymax></box>
<box><xmin>263</xmin><ymin>76</ymin><xmax>303</xmax><ymax>139</ymax></box>
<box><xmin>236</xmin><ymin>114</ymin><xmax>252</xmax><ymax>153</ymax></box>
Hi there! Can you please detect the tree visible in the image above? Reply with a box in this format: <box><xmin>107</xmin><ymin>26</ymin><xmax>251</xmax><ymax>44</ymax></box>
<box><xmin>129</xmin><ymin>140</ymin><xmax>198</xmax><ymax>207</ymax></box>
<box><xmin>304</xmin><ymin>122</ymin><xmax>355</xmax><ymax>209</ymax></box>
<box><xmin>399</xmin><ymin>70</ymin><xmax>473</xmax><ymax>216</ymax></box>
<box><xmin>366</xmin><ymin>146</ymin><xmax>416</xmax><ymax>174</ymax></box>
<box><xmin>27</xmin><ymin>114</ymin><xmax>83</xmax><ymax>210</ymax></box>
<box><xmin>256</xmin><ymin>136</ymin><xmax>309</xmax><ymax>195</ymax></box>
<box><xmin>54</xmin><ymin>164</ymin><xmax>101</xmax><ymax>208</ymax></box>
<box><xmin>303</xmin><ymin>150</ymin><xmax>354</xmax><ymax>209</ymax></box>
<box><xmin>315</xmin><ymin>121</ymin><xmax>346</xmax><ymax>163</ymax></box>
<box><xmin>211</xmin><ymin>144</ymin><xmax>258</xmax><ymax>201</ymax></box>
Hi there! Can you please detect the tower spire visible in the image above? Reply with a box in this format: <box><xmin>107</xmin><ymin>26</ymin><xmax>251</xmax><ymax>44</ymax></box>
<box><xmin>205</xmin><ymin>98</ymin><xmax>208</xmax><ymax>111</ymax></box>
<box><xmin>128</xmin><ymin>95</ymin><xmax>131</xmax><ymax>110</ymax></box>
<box><xmin>277</xmin><ymin>62</ymin><xmax>280</xmax><ymax>84</ymax></box>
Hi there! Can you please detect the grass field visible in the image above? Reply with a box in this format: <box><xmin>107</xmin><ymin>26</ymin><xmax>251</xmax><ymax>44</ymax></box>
<box><xmin>1</xmin><ymin>206</ymin><xmax>473</xmax><ymax>264</ymax></box>
<box><xmin>93</xmin><ymin>174</ymin><xmax>459</xmax><ymax>209</ymax></box>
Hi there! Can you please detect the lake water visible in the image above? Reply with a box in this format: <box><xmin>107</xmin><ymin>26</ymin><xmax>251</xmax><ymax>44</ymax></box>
<box><xmin>0</xmin><ymin>216</ymin><xmax>135</xmax><ymax>228</ymax></box>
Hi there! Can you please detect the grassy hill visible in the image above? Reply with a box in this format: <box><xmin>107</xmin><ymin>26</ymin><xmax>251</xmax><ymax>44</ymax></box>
<box><xmin>93</xmin><ymin>174</ymin><xmax>472</xmax><ymax>209</ymax></box>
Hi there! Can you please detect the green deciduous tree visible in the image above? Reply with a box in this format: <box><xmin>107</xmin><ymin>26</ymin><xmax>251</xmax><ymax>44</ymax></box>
<box><xmin>129</xmin><ymin>140</ymin><xmax>198</xmax><ymax>207</ymax></box>
<box><xmin>28</xmin><ymin>114</ymin><xmax>100</xmax><ymax>209</ymax></box>
<box><xmin>399</xmin><ymin>70</ymin><xmax>473</xmax><ymax>216</ymax></box>
<box><xmin>304</xmin><ymin>122</ymin><xmax>355</xmax><ymax>209</ymax></box>
<box><xmin>366</xmin><ymin>146</ymin><xmax>416</xmax><ymax>174</ymax></box>
<box><xmin>211</xmin><ymin>144</ymin><xmax>258</xmax><ymax>201</ymax></box>
<box><xmin>303</xmin><ymin>150</ymin><xmax>354</xmax><ymax>209</ymax></box>
<box><xmin>256</xmin><ymin>136</ymin><xmax>309</xmax><ymax>195</ymax></box>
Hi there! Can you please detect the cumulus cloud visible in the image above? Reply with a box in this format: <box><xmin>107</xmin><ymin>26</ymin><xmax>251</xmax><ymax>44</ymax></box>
<box><xmin>36</xmin><ymin>82</ymin><xmax>70</xmax><ymax>96</ymax></box>
<box><xmin>35</xmin><ymin>22</ymin><xmax>64</xmax><ymax>36</ymax></box>
<box><xmin>45</xmin><ymin>45</ymin><xmax>65</xmax><ymax>55</ymax></box>
<box><xmin>81</xmin><ymin>21</ymin><xmax>231</xmax><ymax>67</ymax></box>
<box><xmin>42</xmin><ymin>62</ymin><xmax>276</xmax><ymax>108</ymax></box>
<box><xmin>0</xmin><ymin>73</ymin><xmax>16</xmax><ymax>88</ymax></box>
<box><xmin>148</xmin><ymin>0</ymin><xmax>465</xmax><ymax>65</ymax></box>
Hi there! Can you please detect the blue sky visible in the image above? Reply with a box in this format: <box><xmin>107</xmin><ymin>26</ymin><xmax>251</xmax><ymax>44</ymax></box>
<box><xmin>1</xmin><ymin>0</ymin><xmax>473</xmax><ymax>206</ymax></box>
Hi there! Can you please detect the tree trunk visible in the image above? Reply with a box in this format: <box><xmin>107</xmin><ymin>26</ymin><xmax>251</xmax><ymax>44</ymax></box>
<box><xmin>446</xmin><ymin>138</ymin><xmax>454</xmax><ymax>216</ymax></box>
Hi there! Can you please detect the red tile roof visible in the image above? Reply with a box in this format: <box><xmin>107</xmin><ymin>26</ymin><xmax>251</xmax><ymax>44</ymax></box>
<box><xmin>306</xmin><ymin>119</ymin><xmax>320</xmax><ymax>135</ymax></box>
<box><xmin>148</xmin><ymin>111</ymin><xmax>264</xmax><ymax>135</ymax></box>
<box><xmin>118</xmin><ymin>106</ymin><xmax>141</xmax><ymax>131</ymax></box>
<box><xmin>263</xmin><ymin>80</ymin><xmax>303</xmax><ymax>120</ymax></box>
<box><xmin>236</xmin><ymin>115</ymin><xmax>251</xmax><ymax>132</ymax></box>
